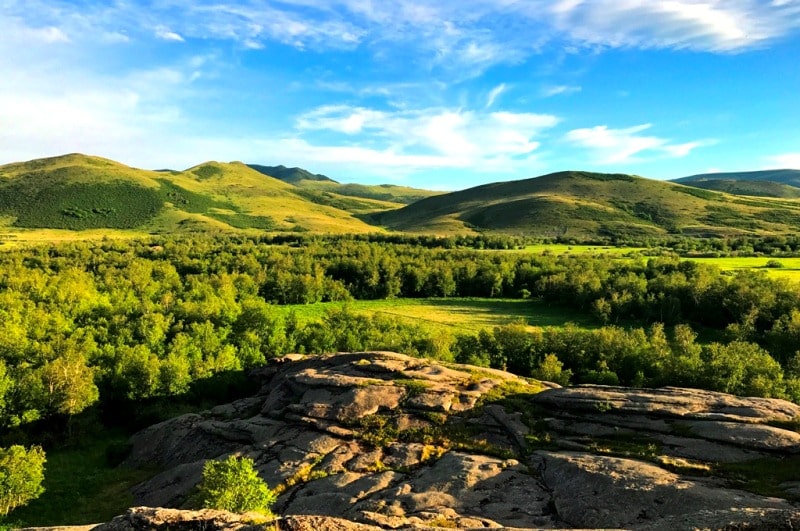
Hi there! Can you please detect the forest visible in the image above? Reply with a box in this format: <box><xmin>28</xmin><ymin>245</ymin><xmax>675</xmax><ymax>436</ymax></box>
<box><xmin>1</xmin><ymin>232</ymin><xmax>800</xmax><ymax>524</ymax></box>
<box><xmin>1</xmin><ymin>233</ymin><xmax>800</xmax><ymax>443</ymax></box>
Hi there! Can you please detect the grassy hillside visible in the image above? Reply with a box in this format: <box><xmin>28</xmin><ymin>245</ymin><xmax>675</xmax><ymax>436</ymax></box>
<box><xmin>672</xmin><ymin>179</ymin><xmax>800</xmax><ymax>199</ymax></box>
<box><xmin>371</xmin><ymin>170</ymin><xmax>800</xmax><ymax>238</ymax></box>
<box><xmin>0</xmin><ymin>154</ymin><xmax>384</xmax><ymax>235</ymax></box>
<box><xmin>301</xmin><ymin>181</ymin><xmax>444</xmax><ymax>205</ymax></box>
<box><xmin>248</xmin><ymin>163</ymin><xmax>441</xmax><ymax>205</ymax></box>
<box><xmin>674</xmin><ymin>170</ymin><xmax>800</xmax><ymax>198</ymax></box>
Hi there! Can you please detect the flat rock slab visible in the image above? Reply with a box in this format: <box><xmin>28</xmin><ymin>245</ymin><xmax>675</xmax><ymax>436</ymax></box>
<box><xmin>684</xmin><ymin>419</ymin><xmax>800</xmax><ymax>452</ymax></box>
<box><xmin>536</xmin><ymin>450</ymin><xmax>790</xmax><ymax>529</ymax></box>
<box><xmin>122</xmin><ymin>352</ymin><xmax>800</xmax><ymax>530</ymax></box>
<box><xmin>533</xmin><ymin>385</ymin><xmax>800</xmax><ymax>422</ymax></box>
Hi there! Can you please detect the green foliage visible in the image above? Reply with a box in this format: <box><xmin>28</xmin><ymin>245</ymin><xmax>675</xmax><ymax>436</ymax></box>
<box><xmin>0</xmin><ymin>235</ymin><xmax>799</xmax><ymax>435</ymax></box>
<box><xmin>199</xmin><ymin>456</ymin><xmax>276</xmax><ymax>515</ymax></box>
<box><xmin>8</xmin><ymin>433</ymin><xmax>156</xmax><ymax>527</ymax></box>
<box><xmin>0</xmin><ymin>445</ymin><xmax>45</xmax><ymax>518</ymax></box>
<box><xmin>0</xmin><ymin>182</ymin><xmax>162</xmax><ymax>229</ymax></box>
<box><xmin>156</xmin><ymin>179</ymin><xmax>239</xmax><ymax>214</ymax></box>
<box><xmin>192</xmin><ymin>165</ymin><xmax>225</xmax><ymax>180</ymax></box>
<box><xmin>674</xmin><ymin>186</ymin><xmax>721</xmax><ymax>200</ymax></box>
<box><xmin>532</xmin><ymin>353</ymin><xmax>572</xmax><ymax>385</ymax></box>
<box><xmin>207</xmin><ymin>213</ymin><xmax>276</xmax><ymax>230</ymax></box>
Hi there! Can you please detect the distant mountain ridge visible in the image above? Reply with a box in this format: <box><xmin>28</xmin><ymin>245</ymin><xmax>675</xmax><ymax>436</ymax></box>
<box><xmin>248</xmin><ymin>163</ymin><xmax>442</xmax><ymax>205</ymax></box>
<box><xmin>675</xmin><ymin>169</ymin><xmax>800</xmax><ymax>186</ymax></box>
<box><xmin>673</xmin><ymin>169</ymin><xmax>800</xmax><ymax>199</ymax></box>
<box><xmin>248</xmin><ymin>164</ymin><xmax>338</xmax><ymax>184</ymax></box>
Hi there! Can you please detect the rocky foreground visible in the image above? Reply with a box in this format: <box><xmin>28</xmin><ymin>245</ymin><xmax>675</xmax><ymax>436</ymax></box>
<box><xmin>55</xmin><ymin>352</ymin><xmax>800</xmax><ymax>530</ymax></box>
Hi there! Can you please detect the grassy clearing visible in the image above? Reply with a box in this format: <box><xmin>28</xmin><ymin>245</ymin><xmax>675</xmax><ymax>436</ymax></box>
<box><xmin>273</xmin><ymin>298</ymin><xmax>595</xmax><ymax>333</ymax></box>
<box><xmin>8</xmin><ymin>433</ymin><xmax>158</xmax><ymax>527</ymax></box>
<box><xmin>686</xmin><ymin>256</ymin><xmax>800</xmax><ymax>281</ymax></box>
<box><xmin>521</xmin><ymin>244</ymin><xmax>646</xmax><ymax>255</ymax></box>
<box><xmin>521</xmin><ymin>245</ymin><xmax>800</xmax><ymax>282</ymax></box>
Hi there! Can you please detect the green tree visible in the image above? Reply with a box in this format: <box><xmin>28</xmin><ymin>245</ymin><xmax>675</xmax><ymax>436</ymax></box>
<box><xmin>38</xmin><ymin>351</ymin><xmax>99</xmax><ymax>416</ymax></box>
<box><xmin>198</xmin><ymin>455</ymin><xmax>276</xmax><ymax>515</ymax></box>
<box><xmin>0</xmin><ymin>445</ymin><xmax>46</xmax><ymax>518</ymax></box>
<box><xmin>533</xmin><ymin>353</ymin><xmax>573</xmax><ymax>386</ymax></box>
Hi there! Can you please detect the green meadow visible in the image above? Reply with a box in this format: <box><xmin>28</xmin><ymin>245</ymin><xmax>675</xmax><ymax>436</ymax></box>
<box><xmin>273</xmin><ymin>298</ymin><xmax>596</xmax><ymax>334</ymax></box>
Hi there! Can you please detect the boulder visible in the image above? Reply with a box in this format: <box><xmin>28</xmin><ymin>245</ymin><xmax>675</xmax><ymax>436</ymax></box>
<box><xmin>121</xmin><ymin>352</ymin><xmax>800</xmax><ymax>530</ymax></box>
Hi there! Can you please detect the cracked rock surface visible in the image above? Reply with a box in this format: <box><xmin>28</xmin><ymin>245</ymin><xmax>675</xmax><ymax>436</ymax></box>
<box><xmin>120</xmin><ymin>352</ymin><xmax>800</xmax><ymax>530</ymax></box>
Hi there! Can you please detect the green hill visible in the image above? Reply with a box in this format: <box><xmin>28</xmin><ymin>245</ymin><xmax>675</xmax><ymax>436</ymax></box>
<box><xmin>674</xmin><ymin>170</ymin><xmax>800</xmax><ymax>198</ymax></box>
<box><xmin>248</xmin><ymin>164</ymin><xmax>337</xmax><ymax>185</ymax></box>
<box><xmin>371</xmin><ymin>170</ymin><xmax>800</xmax><ymax>238</ymax></box>
<box><xmin>0</xmin><ymin>154</ymin><xmax>384</xmax><ymax>235</ymax></box>
<box><xmin>670</xmin><ymin>179</ymin><xmax>800</xmax><ymax>199</ymax></box>
<box><xmin>248</xmin><ymin>164</ymin><xmax>441</xmax><ymax>205</ymax></box>
<box><xmin>7</xmin><ymin>156</ymin><xmax>800</xmax><ymax>241</ymax></box>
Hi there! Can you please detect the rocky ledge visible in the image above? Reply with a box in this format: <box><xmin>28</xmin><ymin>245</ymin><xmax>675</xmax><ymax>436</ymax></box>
<box><xmin>114</xmin><ymin>352</ymin><xmax>800</xmax><ymax>530</ymax></box>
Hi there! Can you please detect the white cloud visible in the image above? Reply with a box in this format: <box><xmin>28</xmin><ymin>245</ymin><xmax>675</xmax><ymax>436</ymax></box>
<box><xmin>155</xmin><ymin>26</ymin><xmax>184</xmax><ymax>42</ymax></box>
<box><xmin>770</xmin><ymin>153</ymin><xmax>800</xmax><ymax>168</ymax></box>
<box><xmin>565</xmin><ymin>123</ymin><xmax>711</xmax><ymax>164</ymax></box>
<box><xmin>294</xmin><ymin>104</ymin><xmax>559</xmax><ymax>173</ymax></box>
<box><xmin>4</xmin><ymin>0</ymin><xmax>799</xmax><ymax>80</ymax></box>
<box><xmin>540</xmin><ymin>0</ymin><xmax>800</xmax><ymax>52</ymax></box>
<box><xmin>486</xmin><ymin>83</ymin><xmax>507</xmax><ymax>108</ymax></box>
<box><xmin>542</xmin><ymin>84</ymin><xmax>582</xmax><ymax>97</ymax></box>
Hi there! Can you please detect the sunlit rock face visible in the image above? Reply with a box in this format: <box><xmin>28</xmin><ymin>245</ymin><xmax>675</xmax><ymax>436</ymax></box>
<box><xmin>117</xmin><ymin>352</ymin><xmax>800</xmax><ymax>530</ymax></box>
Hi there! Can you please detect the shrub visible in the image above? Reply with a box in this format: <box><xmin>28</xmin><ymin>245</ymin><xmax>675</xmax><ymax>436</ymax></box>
<box><xmin>198</xmin><ymin>456</ymin><xmax>276</xmax><ymax>515</ymax></box>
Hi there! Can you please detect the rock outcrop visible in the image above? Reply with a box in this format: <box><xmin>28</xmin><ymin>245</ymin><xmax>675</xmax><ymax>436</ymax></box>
<box><xmin>119</xmin><ymin>351</ymin><xmax>800</xmax><ymax>530</ymax></box>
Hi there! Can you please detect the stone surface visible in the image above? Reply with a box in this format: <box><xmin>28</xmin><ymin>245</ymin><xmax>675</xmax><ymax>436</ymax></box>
<box><xmin>118</xmin><ymin>352</ymin><xmax>800</xmax><ymax>530</ymax></box>
<box><xmin>536</xmin><ymin>451</ymin><xmax>789</xmax><ymax>529</ymax></box>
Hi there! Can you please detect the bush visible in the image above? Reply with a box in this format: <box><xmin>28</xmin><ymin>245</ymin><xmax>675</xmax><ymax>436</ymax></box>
<box><xmin>0</xmin><ymin>445</ymin><xmax>46</xmax><ymax>518</ymax></box>
<box><xmin>198</xmin><ymin>456</ymin><xmax>276</xmax><ymax>515</ymax></box>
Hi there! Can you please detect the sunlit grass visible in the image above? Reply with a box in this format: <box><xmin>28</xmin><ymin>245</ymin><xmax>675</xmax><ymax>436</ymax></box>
<box><xmin>272</xmin><ymin>298</ymin><xmax>596</xmax><ymax>333</ymax></box>
<box><xmin>520</xmin><ymin>244</ymin><xmax>646</xmax><ymax>255</ymax></box>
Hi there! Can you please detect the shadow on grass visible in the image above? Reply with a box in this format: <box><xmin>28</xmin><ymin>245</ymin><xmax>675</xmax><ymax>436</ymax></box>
<box><xmin>421</xmin><ymin>298</ymin><xmax>599</xmax><ymax>328</ymax></box>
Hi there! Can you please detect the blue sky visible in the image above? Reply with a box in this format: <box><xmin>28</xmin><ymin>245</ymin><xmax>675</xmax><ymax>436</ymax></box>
<box><xmin>1</xmin><ymin>0</ymin><xmax>799</xmax><ymax>190</ymax></box>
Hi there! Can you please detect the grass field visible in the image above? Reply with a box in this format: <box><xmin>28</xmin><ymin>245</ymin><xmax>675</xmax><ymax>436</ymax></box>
<box><xmin>686</xmin><ymin>256</ymin><xmax>800</xmax><ymax>281</ymax></box>
<box><xmin>521</xmin><ymin>244</ymin><xmax>646</xmax><ymax>255</ymax></box>
<box><xmin>520</xmin><ymin>244</ymin><xmax>800</xmax><ymax>282</ymax></box>
<box><xmin>273</xmin><ymin>298</ymin><xmax>595</xmax><ymax>333</ymax></box>
<box><xmin>9</xmin><ymin>433</ymin><xmax>157</xmax><ymax>527</ymax></box>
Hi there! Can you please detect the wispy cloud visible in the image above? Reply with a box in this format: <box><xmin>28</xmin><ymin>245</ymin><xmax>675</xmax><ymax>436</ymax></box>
<box><xmin>155</xmin><ymin>26</ymin><xmax>184</xmax><ymax>42</ymax></box>
<box><xmin>565</xmin><ymin>124</ymin><xmax>712</xmax><ymax>164</ymax></box>
<box><xmin>541</xmin><ymin>0</ymin><xmax>800</xmax><ymax>52</ymax></box>
<box><xmin>486</xmin><ymin>83</ymin><xmax>507</xmax><ymax>108</ymax></box>
<box><xmin>5</xmin><ymin>1</ymin><xmax>800</xmax><ymax>74</ymax></box>
<box><xmin>542</xmin><ymin>84</ymin><xmax>582</xmax><ymax>97</ymax></box>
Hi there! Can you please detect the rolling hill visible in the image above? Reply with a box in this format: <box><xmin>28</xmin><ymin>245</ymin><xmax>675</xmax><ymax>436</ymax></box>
<box><xmin>5</xmin><ymin>155</ymin><xmax>800</xmax><ymax>241</ymax></box>
<box><xmin>370</xmin><ymin>170</ymin><xmax>800</xmax><ymax>238</ymax></box>
<box><xmin>248</xmin><ymin>164</ymin><xmax>442</xmax><ymax>205</ymax></box>
<box><xmin>0</xmin><ymin>154</ymin><xmax>385</xmax><ymax>235</ymax></box>
<box><xmin>674</xmin><ymin>169</ymin><xmax>800</xmax><ymax>198</ymax></box>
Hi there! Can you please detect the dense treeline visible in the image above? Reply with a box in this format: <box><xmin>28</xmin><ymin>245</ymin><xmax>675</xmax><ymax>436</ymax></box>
<box><xmin>2</xmin><ymin>234</ymin><xmax>800</xmax><ymax>437</ymax></box>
